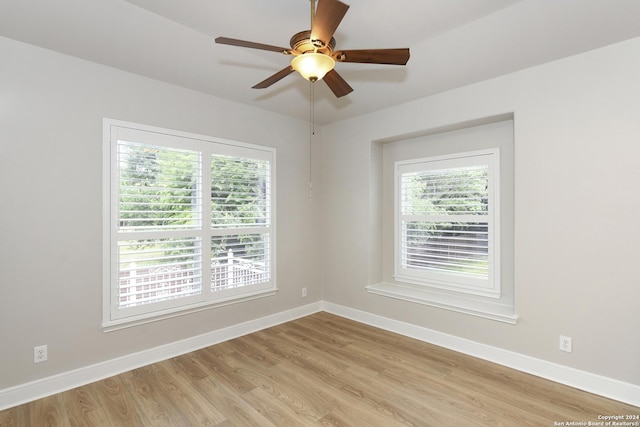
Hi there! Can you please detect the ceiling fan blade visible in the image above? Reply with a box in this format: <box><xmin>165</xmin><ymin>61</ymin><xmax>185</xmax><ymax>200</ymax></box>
<box><xmin>311</xmin><ymin>0</ymin><xmax>349</xmax><ymax>47</ymax></box>
<box><xmin>215</xmin><ymin>37</ymin><xmax>290</xmax><ymax>54</ymax></box>
<box><xmin>333</xmin><ymin>48</ymin><xmax>410</xmax><ymax>65</ymax></box>
<box><xmin>323</xmin><ymin>69</ymin><xmax>353</xmax><ymax>98</ymax></box>
<box><xmin>252</xmin><ymin>66</ymin><xmax>295</xmax><ymax>89</ymax></box>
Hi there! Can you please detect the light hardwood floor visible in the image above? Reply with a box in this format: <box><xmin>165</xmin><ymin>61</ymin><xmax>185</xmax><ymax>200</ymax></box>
<box><xmin>1</xmin><ymin>312</ymin><xmax>638</xmax><ymax>426</ymax></box>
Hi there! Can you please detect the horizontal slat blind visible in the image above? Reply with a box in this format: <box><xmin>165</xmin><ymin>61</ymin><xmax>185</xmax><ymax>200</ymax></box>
<box><xmin>117</xmin><ymin>237</ymin><xmax>202</xmax><ymax>308</ymax></box>
<box><xmin>401</xmin><ymin>165</ymin><xmax>488</xmax><ymax>216</ymax></box>
<box><xmin>210</xmin><ymin>234</ymin><xmax>270</xmax><ymax>291</ymax></box>
<box><xmin>117</xmin><ymin>141</ymin><xmax>200</xmax><ymax>232</ymax></box>
<box><xmin>400</xmin><ymin>163</ymin><xmax>490</xmax><ymax>279</ymax></box>
<box><xmin>211</xmin><ymin>154</ymin><xmax>270</xmax><ymax>229</ymax></box>
<box><xmin>209</xmin><ymin>153</ymin><xmax>271</xmax><ymax>292</ymax></box>
<box><xmin>402</xmin><ymin>221</ymin><xmax>489</xmax><ymax>276</ymax></box>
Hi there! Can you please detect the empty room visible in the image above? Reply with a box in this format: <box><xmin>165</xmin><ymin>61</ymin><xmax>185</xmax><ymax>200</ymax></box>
<box><xmin>1</xmin><ymin>0</ymin><xmax>639</xmax><ymax>425</ymax></box>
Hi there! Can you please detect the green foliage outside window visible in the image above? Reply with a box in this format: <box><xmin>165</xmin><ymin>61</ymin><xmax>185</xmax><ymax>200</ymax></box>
<box><xmin>402</xmin><ymin>165</ymin><xmax>489</xmax><ymax>277</ymax></box>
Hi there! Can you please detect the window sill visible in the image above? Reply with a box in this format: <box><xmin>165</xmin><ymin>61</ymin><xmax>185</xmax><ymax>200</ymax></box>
<box><xmin>103</xmin><ymin>288</ymin><xmax>278</xmax><ymax>332</ymax></box>
<box><xmin>365</xmin><ymin>282</ymin><xmax>517</xmax><ymax>324</ymax></box>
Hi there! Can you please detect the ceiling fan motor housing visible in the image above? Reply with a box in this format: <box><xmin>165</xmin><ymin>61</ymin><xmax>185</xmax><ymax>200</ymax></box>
<box><xmin>290</xmin><ymin>30</ymin><xmax>336</xmax><ymax>55</ymax></box>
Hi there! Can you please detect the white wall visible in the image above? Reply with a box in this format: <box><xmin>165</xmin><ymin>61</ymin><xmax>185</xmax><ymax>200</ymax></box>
<box><xmin>320</xmin><ymin>37</ymin><xmax>640</xmax><ymax>386</ymax></box>
<box><xmin>1</xmin><ymin>32</ymin><xmax>639</xmax><ymax>403</ymax></box>
<box><xmin>0</xmin><ymin>37</ymin><xmax>321</xmax><ymax>391</ymax></box>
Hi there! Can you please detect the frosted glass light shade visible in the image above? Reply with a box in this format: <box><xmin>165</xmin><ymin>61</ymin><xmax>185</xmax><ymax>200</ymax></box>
<box><xmin>291</xmin><ymin>53</ymin><xmax>335</xmax><ymax>82</ymax></box>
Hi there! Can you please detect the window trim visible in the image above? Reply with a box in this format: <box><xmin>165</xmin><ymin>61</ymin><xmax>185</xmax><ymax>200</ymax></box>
<box><xmin>393</xmin><ymin>148</ymin><xmax>501</xmax><ymax>299</ymax></box>
<box><xmin>365</xmin><ymin>281</ymin><xmax>518</xmax><ymax>324</ymax></box>
<box><xmin>102</xmin><ymin>119</ymin><xmax>277</xmax><ymax>331</ymax></box>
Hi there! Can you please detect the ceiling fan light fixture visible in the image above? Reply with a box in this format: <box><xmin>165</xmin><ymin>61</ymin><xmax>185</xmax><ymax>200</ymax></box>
<box><xmin>215</xmin><ymin>0</ymin><xmax>409</xmax><ymax>97</ymax></box>
<box><xmin>291</xmin><ymin>52</ymin><xmax>335</xmax><ymax>82</ymax></box>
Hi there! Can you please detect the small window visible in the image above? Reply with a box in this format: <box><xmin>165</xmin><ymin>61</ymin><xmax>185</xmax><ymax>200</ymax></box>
<box><xmin>103</xmin><ymin>120</ymin><xmax>276</xmax><ymax>330</ymax></box>
<box><xmin>395</xmin><ymin>149</ymin><xmax>500</xmax><ymax>298</ymax></box>
<box><xmin>368</xmin><ymin>119</ymin><xmax>515</xmax><ymax>323</ymax></box>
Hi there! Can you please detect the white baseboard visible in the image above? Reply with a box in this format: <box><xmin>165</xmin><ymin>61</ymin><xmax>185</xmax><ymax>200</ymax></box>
<box><xmin>2</xmin><ymin>300</ymin><xmax>638</xmax><ymax>411</ymax></box>
<box><xmin>322</xmin><ymin>301</ymin><xmax>640</xmax><ymax>408</ymax></box>
<box><xmin>0</xmin><ymin>302</ymin><xmax>323</xmax><ymax>411</ymax></box>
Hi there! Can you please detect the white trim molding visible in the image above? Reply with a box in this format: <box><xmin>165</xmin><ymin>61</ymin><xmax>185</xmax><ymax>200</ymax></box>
<box><xmin>322</xmin><ymin>301</ymin><xmax>640</xmax><ymax>408</ymax></box>
<box><xmin>366</xmin><ymin>282</ymin><xmax>517</xmax><ymax>324</ymax></box>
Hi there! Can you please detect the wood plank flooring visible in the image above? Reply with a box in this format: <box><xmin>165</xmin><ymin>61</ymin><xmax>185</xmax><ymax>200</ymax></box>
<box><xmin>1</xmin><ymin>312</ymin><xmax>638</xmax><ymax>426</ymax></box>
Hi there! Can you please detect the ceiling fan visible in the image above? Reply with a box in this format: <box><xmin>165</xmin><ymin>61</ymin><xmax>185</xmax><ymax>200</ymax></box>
<box><xmin>215</xmin><ymin>0</ymin><xmax>410</xmax><ymax>98</ymax></box>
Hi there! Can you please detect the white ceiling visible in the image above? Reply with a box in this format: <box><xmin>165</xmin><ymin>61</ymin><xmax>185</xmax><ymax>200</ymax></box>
<box><xmin>1</xmin><ymin>0</ymin><xmax>639</xmax><ymax>124</ymax></box>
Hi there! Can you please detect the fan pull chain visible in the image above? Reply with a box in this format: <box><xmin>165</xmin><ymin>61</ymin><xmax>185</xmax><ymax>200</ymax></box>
<box><xmin>309</xmin><ymin>81</ymin><xmax>315</xmax><ymax>203</ymax></box>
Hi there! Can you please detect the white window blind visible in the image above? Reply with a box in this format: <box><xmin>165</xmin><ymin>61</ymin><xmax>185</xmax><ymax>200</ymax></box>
<box><xmin>211</xmin><ymin>155</ymin><xmax>270</xmax><ymax>229</ymax></box>
<box><xmin>118</xmin><ymin>237</ymin><xmax>202</xmax><ymax>308</ymax></box>
<box><xmin>116</xmin><ymin>142</ymin><xmax>203</xmax><ymax>310</ymax></box>
<box><xmin>209</xmin><ymin>154</ymin><xmax>271</xmax><ymax>292</ymax></box>
<box><xmin>104</xmin><ymin>120</ymin><xmax>276</xmax><ymax>329</ymax></box>
<box><xmin>395</xmin><ymin>149</ymin><xmax>500</xmax><ymax>297</ymax></box>
<box><xmin>118</xmin><ymin>142</ymin><xmax>201</xmax><ymax>232</ymax></box>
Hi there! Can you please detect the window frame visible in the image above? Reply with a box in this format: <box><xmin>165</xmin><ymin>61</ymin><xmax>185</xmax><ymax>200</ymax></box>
<box><xmin>102</xmin><ymin>119</ymin><xmax>276</xmax><ymax>331</ymax></box>
<box><xmin>394</xmin><ymin>148</ymin><xmax>501</xmax><ymax>298</ymax></box>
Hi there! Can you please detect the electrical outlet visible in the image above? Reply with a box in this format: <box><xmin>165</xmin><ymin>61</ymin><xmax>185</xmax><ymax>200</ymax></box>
<box><xmin>301</xmin><ymin>287</ymin><xmax>307</xmax><ymax>297</ymax></box>
<box><xmin>559</xmin><ymin>335</ymin><xmax>572</xmax><ymax>353</ymax></box>
<box><xmin>34</xmin><ymin>345</ymin><xmax>48</xmax><ymax>363</ymax></box>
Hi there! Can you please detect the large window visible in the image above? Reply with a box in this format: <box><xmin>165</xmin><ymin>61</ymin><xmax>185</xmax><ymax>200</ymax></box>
<box><xmin>395</xmin><ymin>149</ymin><xmax>500</xmax><ymax>298</ymax></box>
<box><xmin>103</xmin><ymin>120</ymin><xmax>276</xmax><ymax>329</ymax></box>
